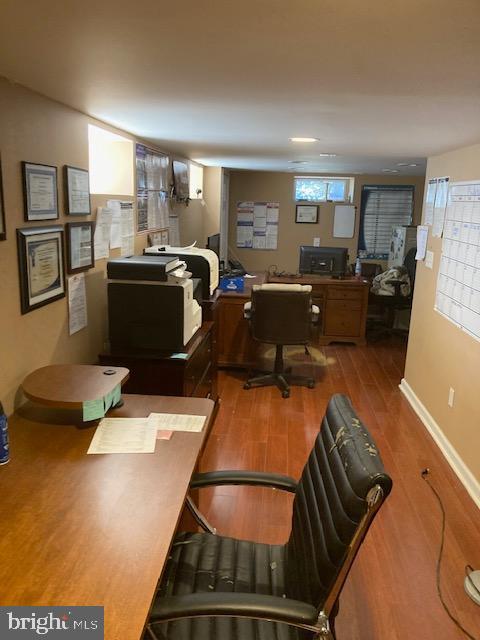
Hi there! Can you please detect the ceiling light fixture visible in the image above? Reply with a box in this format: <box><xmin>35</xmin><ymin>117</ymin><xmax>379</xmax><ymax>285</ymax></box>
<box><xmin>382</xmin><ymin>168</ymin><xmax>399</xmax><ymax>173</ymax></box>
<box><xmin>409</xmin><ymin>163</ymin><xmax>419</xmax><ymax>167</ymax></box>
<box><xmin>289</xmin><ymin>137</ymin><xmax>319</xmax><ymax>143</ymax></box>
<box><xmin>318</xmin><ymin>153</ymin><xmax>337</xmax><ymax>157</ymax></box>
<box><xmin>288</xmin><ymin>160</ymin><xmax>308</xmax><ymax>164</ymax></box>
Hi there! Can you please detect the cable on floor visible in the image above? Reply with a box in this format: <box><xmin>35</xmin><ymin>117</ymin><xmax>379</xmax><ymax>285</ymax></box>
<box><xmin>421</xmin><ymin>468</ymin><xmax>479</xmax><ymax>640</ymax></box>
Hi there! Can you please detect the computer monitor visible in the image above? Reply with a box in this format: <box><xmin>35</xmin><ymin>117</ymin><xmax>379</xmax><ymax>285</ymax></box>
<box><xmin>299</xmin><ymin>246</ymin><xmax>348</xmax><ymax>277</ymax></box>
<box><xmin>206</xmin><ymin>233</ymin><xmax>220</xmax><ymax>257</ymax></box>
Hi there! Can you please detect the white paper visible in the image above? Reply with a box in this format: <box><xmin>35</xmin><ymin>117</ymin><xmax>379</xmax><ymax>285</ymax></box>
<box><xmin>424</xmin><ymin>178</ymin><xmax>437</xmax><ymax>225</ymax></box>
<box><xmin>87</xmin><ymin>418</ymin><xmax>156</xmax><ymax>454</ymax></box>
<box><xmin>425</xmin><ymin>250</ymin><xmax>434</xmax><ymax>269</ymax></box>
<box><xmin>169</xmin><ymin>216</ymin><xmax>180</xmax><ymax>246</ymax></box>
<box><xmin>415</xmin><ymin>225</ymin><xmax>429</xmax><ymax>260</ymax></box>
<box><xmin>94</xmin><ymin>207</ymin><xmax>113</xmax><ymax>260</ymax></box>
<box><xmin>237</xmin><ymin>201</ymin><xmax>278</xmax><ymax>250</ymax></box>
<box><xmin>68</xmin><ymin>273</ymin><xmax>88</xmax><ymax>335</ymax></box>
<box><xmin>120</xmin><ymin>202</ymin><xmax>135</xmax><ymax>257</ymax></box>
<box><xmin>146</xmin><ymin>413</ymin><xmax>206</xmax><ymax>432</ymax></box>
<box><xmin>333</xmin><ymin>205</ymin><xmax>356</xmax><ymax>238</ymax></box>
<box><xmin>68</xmin><ymin>168</ymin><xmax>90</xmax><ymax>214</ymax></box>
<box><xmin>107</xmin><ymin>199</ymin><xmax>122</xmax><ymax>249</ymax></box>
<box><xmin>432</xmin><ymin>177</ymin><xmax>449</xmax><ymax>237</ymax></box>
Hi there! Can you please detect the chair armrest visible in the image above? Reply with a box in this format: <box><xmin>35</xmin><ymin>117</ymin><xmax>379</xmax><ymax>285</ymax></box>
<box><xmin>149</xmin><ymin>593</ymin><xmax>318</xmax><ymax>628</ymax></box>
<box><xmin>190</xmin><ymin>470</ymin><xmax>297</xmax><ymax>493</ymax></box>
<box><xmin>243</xmin><ymin>301</ymin><xmax>252</xmax><ymax>319</ymax></box>
<box><xmin>311</xmin><ymin>304</ymin><xmax>320</xmax><ymax>325</ymax></box>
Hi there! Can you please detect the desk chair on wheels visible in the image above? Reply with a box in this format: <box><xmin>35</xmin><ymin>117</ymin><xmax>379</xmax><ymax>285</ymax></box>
<box><xmin>146</xmin><ymin>394</ymin><xmax>393</xmax><ymax>640</ymax></box>
<box><xmin>243</xmin><ymin>284</ymin><xmax>319</xmax><ymax>398</ymax></box>
<box><xmin>369</xmin><ymin>247</ymin><xmax>417</xmax><ymax>337</ymax></box>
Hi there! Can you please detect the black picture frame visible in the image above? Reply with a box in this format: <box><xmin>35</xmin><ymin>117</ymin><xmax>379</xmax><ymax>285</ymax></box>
<box><xmin>65</xmin><ymin>221</ymin><xmax>95</xmax><ymax>273</ymax></box>
<box><xmin>64</xmin><ymin>165</ymin><xmax>91</xmax><ymax>215</ymax></box>
<box><xmin>17</xmin><ymin>225</ymin><xmax>65</xmax><ymax>314</ymax></box>
<box><xmin>22</xmin><ymin>161</ymin><xmax>59</xmax><ymax>221</ymax></box>
<box><xmin>0</xmin><ymin>158</ymin><xmax>6</xmax><ymax>240</ymax></box>
<box><xmin>295</xmin><ymin>204</ymin><xmax>319</xmax><ymax>224</ymax></box>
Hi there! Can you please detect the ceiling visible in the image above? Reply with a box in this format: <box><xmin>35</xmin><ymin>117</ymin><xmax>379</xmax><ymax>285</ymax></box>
<box><xmin>1</xmin><ymin>0</ymin><xmax>480</xmax><ymax>175</ymax></box>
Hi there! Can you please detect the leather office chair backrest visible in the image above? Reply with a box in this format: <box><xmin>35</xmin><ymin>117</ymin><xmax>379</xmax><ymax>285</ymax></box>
<box><xmin>286</xmin><ymin>394</ymin><xmax>392</xmax><ymax>612</ymax></box>
<box><xmin>404</xmin><ymin>247</ymin><xmax>417</xmax><ymax>292</ymax></box>
<box><xmin>250</xmin><ymin>284</ymin><xmax>313</xmax><ymax>345</ymax></box>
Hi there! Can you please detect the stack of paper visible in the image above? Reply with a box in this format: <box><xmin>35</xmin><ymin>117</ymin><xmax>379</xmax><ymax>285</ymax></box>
<box><xmin>87</xmin><ymin>412</ymin><xmax>206</xmax><ymax>455</ymax></box>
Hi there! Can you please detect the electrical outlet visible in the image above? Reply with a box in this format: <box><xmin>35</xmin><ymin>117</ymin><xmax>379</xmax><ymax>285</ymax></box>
<box><xmin>313</xmin><ymin>237</ymin><xmax>320</xmax><ymax>247</ymax></box>
<box><xmin>448</xmin><ymin>387</ymin><xmax>455</xmax><ymax>407</ymax></box>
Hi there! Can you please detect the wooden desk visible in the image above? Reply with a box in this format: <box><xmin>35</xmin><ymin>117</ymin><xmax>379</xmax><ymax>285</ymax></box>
<box><xmin>99</xmin><ymin>322</ymin><xmax>217</xmax><ymax>401</ymax></box>
<box><xmin>215</xmin><ymin>272</ymin><xmax>369</xmax><ymax>368</ymax></box>
<box><xmin>267</xmin><ymin>273</ymin><xmax>370</xmax><ymax>346</ymax></box>
<box><xmin>0</xmin><ymin>394</ymin><xmax>215</xmax><ymax>640</ymax></box>
<box><xmin>215</xmin><ymin>273</ymin><xmax>265</xmax><ymax>367</ymax></box>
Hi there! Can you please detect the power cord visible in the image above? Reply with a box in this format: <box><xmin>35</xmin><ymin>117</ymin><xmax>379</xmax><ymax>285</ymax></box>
<box><xmin>421</xmin><ymin>468</ymin><xmax>479</xmax><ymax>640</ymax></box>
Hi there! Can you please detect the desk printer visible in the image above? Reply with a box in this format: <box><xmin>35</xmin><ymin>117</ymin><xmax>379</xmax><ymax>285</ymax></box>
<box><xmin>107</xmin><ymin>256</ymin><xmax>202</xmax><ymax>352</ymax></box>
<box><xmin>144</xmin><ymin>245</ymin><xmax>219</xmax><ymax>299</ymax></box>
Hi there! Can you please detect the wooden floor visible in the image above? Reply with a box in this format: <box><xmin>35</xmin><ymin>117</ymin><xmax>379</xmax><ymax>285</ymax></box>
<box><xmin>200</xmin><ymin>337</ymin><xmax>480</xmax><ymax>639</ymax></box>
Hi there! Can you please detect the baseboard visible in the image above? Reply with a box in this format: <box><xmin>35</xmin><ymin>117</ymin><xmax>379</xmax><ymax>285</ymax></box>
<box><xmin>399</xmin><ymin>378</ymin><xmax>480</xmax><ymax>510</ymax></box>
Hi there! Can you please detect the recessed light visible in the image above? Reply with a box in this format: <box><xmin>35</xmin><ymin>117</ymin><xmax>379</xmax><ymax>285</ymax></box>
<box><xmin>408</xmin><ymin>163</ymin><xmax>418</xmax><ymax>167</ymax></box>
<box><xmin>318</xmin><ymin>153</ymin><xmax>337</xmax><ymax>157</ymax></box>
<box><xmin>396</xmin><ymin>162</ymin><xmax>409</xmax><ymax>167</ymax></box>
<box><xmin>288</xmin><ymin>160</ymin><xmax>308</xmax><ymax>164</ymax></box>
<box><xmin>289</xmin><ymin>137</ymin><xmax>319</xmax><ymax>143</ymax></box>
<box><xmin>382</xmin><ymin>168</ymin><xmax>399</xmax><ymax>173</ymax></box>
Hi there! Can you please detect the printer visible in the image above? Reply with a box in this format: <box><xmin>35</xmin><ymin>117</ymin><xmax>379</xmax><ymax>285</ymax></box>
<box><xmin>144</xmin><ymin>245</ymin><xmax>219</xmax><ymax>299</ymax></box>
<box><xmin>107</xmin><ymin>255</ymin><xmax>202</xmax><ymax>352</ymax></box>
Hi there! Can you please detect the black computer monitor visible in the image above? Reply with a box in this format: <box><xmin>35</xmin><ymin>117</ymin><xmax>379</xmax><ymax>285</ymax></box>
<box><xmin>206</xmin><ymin>233</ymin><xmax>220</xmax><ymax>257</ymax></box>
<box><xmin>299</xmin><ymin>246</ymin><xmax>348</xmax><ymax>276</ymax></box>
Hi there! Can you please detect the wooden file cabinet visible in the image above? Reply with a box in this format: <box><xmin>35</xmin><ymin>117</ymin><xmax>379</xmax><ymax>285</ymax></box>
<box><xmin>99</xmin><ymin>321</ymin><xmax>218</xmax><ymax>401</ymax></box>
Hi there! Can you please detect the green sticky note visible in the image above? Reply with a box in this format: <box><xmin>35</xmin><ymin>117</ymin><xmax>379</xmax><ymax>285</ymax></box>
<box><xmin>83</xmin><ymin>398</ymin><xmax>105</xmax><ymax>422</ymax></box>
<box><xmin>112</xmin><ymin>384</ymin><xmax>121</xmax><ymax>405</ymax></box>
<box><xmin>103</xmin><ymin>389</ymin><xmax>115</xmax><ymax>413</ymax></box>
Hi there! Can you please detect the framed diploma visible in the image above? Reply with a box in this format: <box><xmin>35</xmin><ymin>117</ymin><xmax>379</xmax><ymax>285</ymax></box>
<box><xmin>0</xmin><ymin>158</ymin><xmax>5</xmax><ymax>240</ymax></box>
<box><xmin>17</xmin><ymin>226</ymin><xmax>65</xmax><ymax>314</ymax></box>
<box><xmin>22</xmin><ymin>162</ymin><xmax>59</xmax><ymax>221</ymax></box>
<box><xmin>65</xmin><ymin>221</ymin><xmax>95</xmax><ymax>273</ymax></box>
<box><xmin>65</xmin><ymin>165</ymin><xmax>91</xmax><ymax>215</ymax></box>
<box><xmin>295</xmin><ymin>204</ymin><xmax>319</xmax><ymax>224</ymax></box>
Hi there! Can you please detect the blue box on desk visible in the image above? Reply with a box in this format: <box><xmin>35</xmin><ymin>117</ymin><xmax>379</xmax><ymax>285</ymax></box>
<box><xmin>219</xmin><ymin>275</ymin><xmax>245</xmax><ymax>292</ymax></box>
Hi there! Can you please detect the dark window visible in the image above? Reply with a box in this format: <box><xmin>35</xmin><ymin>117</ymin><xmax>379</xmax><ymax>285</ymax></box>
<box><xmin>358</xmin><ymin>185</ymin><xmax>414</xmax><ymax>259</ymax></box>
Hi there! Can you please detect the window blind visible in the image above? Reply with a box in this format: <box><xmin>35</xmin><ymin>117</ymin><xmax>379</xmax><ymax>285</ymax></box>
<box><xmin>359</xmin><ymin>185</ymin><xmax>414</xmax><ymax>258</ymax></box>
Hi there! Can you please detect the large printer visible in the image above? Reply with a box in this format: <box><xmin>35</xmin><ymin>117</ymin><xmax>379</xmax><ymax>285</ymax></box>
<box><xmin>107</xmin><ymin>255</ymin><xmax>202</xmax><ymax>352</ymax></box>
<box><xmin>144</xmin><ymin>245</ymin><xmax>219</xmax><ymax>299</ymax></box>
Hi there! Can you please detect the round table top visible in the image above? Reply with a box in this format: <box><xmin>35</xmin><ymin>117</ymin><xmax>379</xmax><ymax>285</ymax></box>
<box><xmin>21</xmin><ymin>364</ymin><xmax>130</xmax><ymax>409</ymax></box>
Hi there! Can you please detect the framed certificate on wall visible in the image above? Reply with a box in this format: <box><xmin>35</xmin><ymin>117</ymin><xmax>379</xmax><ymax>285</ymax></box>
<box><xmin>17</xmin><ymin>226</ymin><xmax>65</xmax><ymax>314</ymax></box>
<box><xmin>65</xmin><ymin>221</ymin><xmax>95</xmax><ymax>273</ymax></box>
<box><xmin>22</xmin><ymin>162</ymin><xmax>59</xmax><ymax>221</ymax></box>
<box><xmin>295</xmin><ymin>204</ymin><xmax>318</xmax><ymax>224</ymax></box>
<box><xmin>65</xmin><ymin>165</ymin><xmax>91</xmax><ymax>215</ymax></box>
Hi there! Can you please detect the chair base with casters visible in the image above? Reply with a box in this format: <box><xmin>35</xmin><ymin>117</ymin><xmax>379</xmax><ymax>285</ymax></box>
<box><xmin>243</xmin><ymin>283</ymin><xmax>319</xmax><ymax>399</ymax></box>
<box><xmin>244</xmin><ymin>343</ymin><xmax>315</xmax><ymax>398</ymax></box>
<box><xmin>146</xmin><ymin>394</ymin><xmax>392</xmax><ymax>640</ymax></box>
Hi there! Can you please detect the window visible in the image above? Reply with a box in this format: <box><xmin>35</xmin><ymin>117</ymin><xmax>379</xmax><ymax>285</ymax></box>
<box><xmin>294</xmin><ymin>176</ymin><xmax>354</xmax><ymax>203</ymax></box>
<box><xmin>358</xmin><ymin>185</ymin><xmax>414</xmax><ymax>259</ymax></box>
<box><xmin>88</xmin><ymin>125</ymin><xmax>134</xmax><ymax>195</ymax></box>
<box><xmin>189</xmin><ymin>162</ymin><xmax>204</xmax><ymax>200</ymax></box>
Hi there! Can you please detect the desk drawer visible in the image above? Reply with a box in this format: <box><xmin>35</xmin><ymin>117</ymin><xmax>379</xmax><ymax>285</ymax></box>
<box><xmin>324</xmin><ymin>301</ymin><xmax>362</xmax><ymax>336</ymax></box>
<box><xmin>327</xmin><ymin>287</ymin><xmax>364</xmax><ymax>301</ymax></box>
<box><xmin>185</xmin><ymin>333</ymin><xmax>212</xmax><ymax>396</ymax></box>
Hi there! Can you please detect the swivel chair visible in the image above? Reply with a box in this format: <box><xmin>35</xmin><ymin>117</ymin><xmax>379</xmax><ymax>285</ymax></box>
<box><xmin>243</xmin><ymin>284</ymin><xmax>319</xmax><ymax>398</ymax></box>
<box><xmin>369</xmin><ymin>247</ymin><xmax>417</xmax><ymax>336</ymax></box>
<box><xmin>146</xmin><ymin>394</ymin><xmax>393</xmax><ymax>640</ymax></box>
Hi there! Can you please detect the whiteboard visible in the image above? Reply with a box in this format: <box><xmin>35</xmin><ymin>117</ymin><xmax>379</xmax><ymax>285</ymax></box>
<box><xmin>333</xmin><ymin>205</ymin><xmax>356</xmax><ymax>238</ymax></box>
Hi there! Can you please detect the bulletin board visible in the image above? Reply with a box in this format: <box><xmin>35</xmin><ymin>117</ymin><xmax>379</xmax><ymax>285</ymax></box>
<box><xmin>236</xmin><ymin>201</ymin><xmax>279</xmax><ymax>249</ymax></box>
<box><xmin>136</xmin><ymin>144</ymin><xmax>171</xmax><ymax>234</ymax></box>
<box><xmin>435</xmin><ymin>180</ymin><xmax>480</xmax><ymax>341</ymax></box>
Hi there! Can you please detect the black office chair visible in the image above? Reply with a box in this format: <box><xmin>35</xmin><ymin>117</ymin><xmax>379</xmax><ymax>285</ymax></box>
<box><xmin>243</xmin><ymin>284</ymin><xmax>320</xmax><ymax>398</ymax></box>
<box><xmin>146</xmin><ymin>394</ymin><xmax>393</xmax><ymax>640</ymax></box>
<box><xmin>369</xmin><ymin>247</ymin><xmax>417</xmax><ymax>336</ymax></box>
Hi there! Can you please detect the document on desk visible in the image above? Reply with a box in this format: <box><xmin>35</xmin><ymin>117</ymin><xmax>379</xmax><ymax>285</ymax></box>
<box><xmin>147</xmin><ymin>413</ymin><xmax>206</xmax><ymax>432</ymax></box>
<box><xmin>87</xmin><ymin>418</ymin><xmax>157</xmax><ymax>454</ymax></box>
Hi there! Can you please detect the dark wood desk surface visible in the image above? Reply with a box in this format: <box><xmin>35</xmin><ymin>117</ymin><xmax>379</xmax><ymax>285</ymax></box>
<box><xmin>0</xmin><ymin>394</ymin><xmax>215</xmax><ymax>640</ymax></box>
<box><xmin>267</xmin><ymin>272</ymin><xmax>369</xmax><ymax>287</ymax></box>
